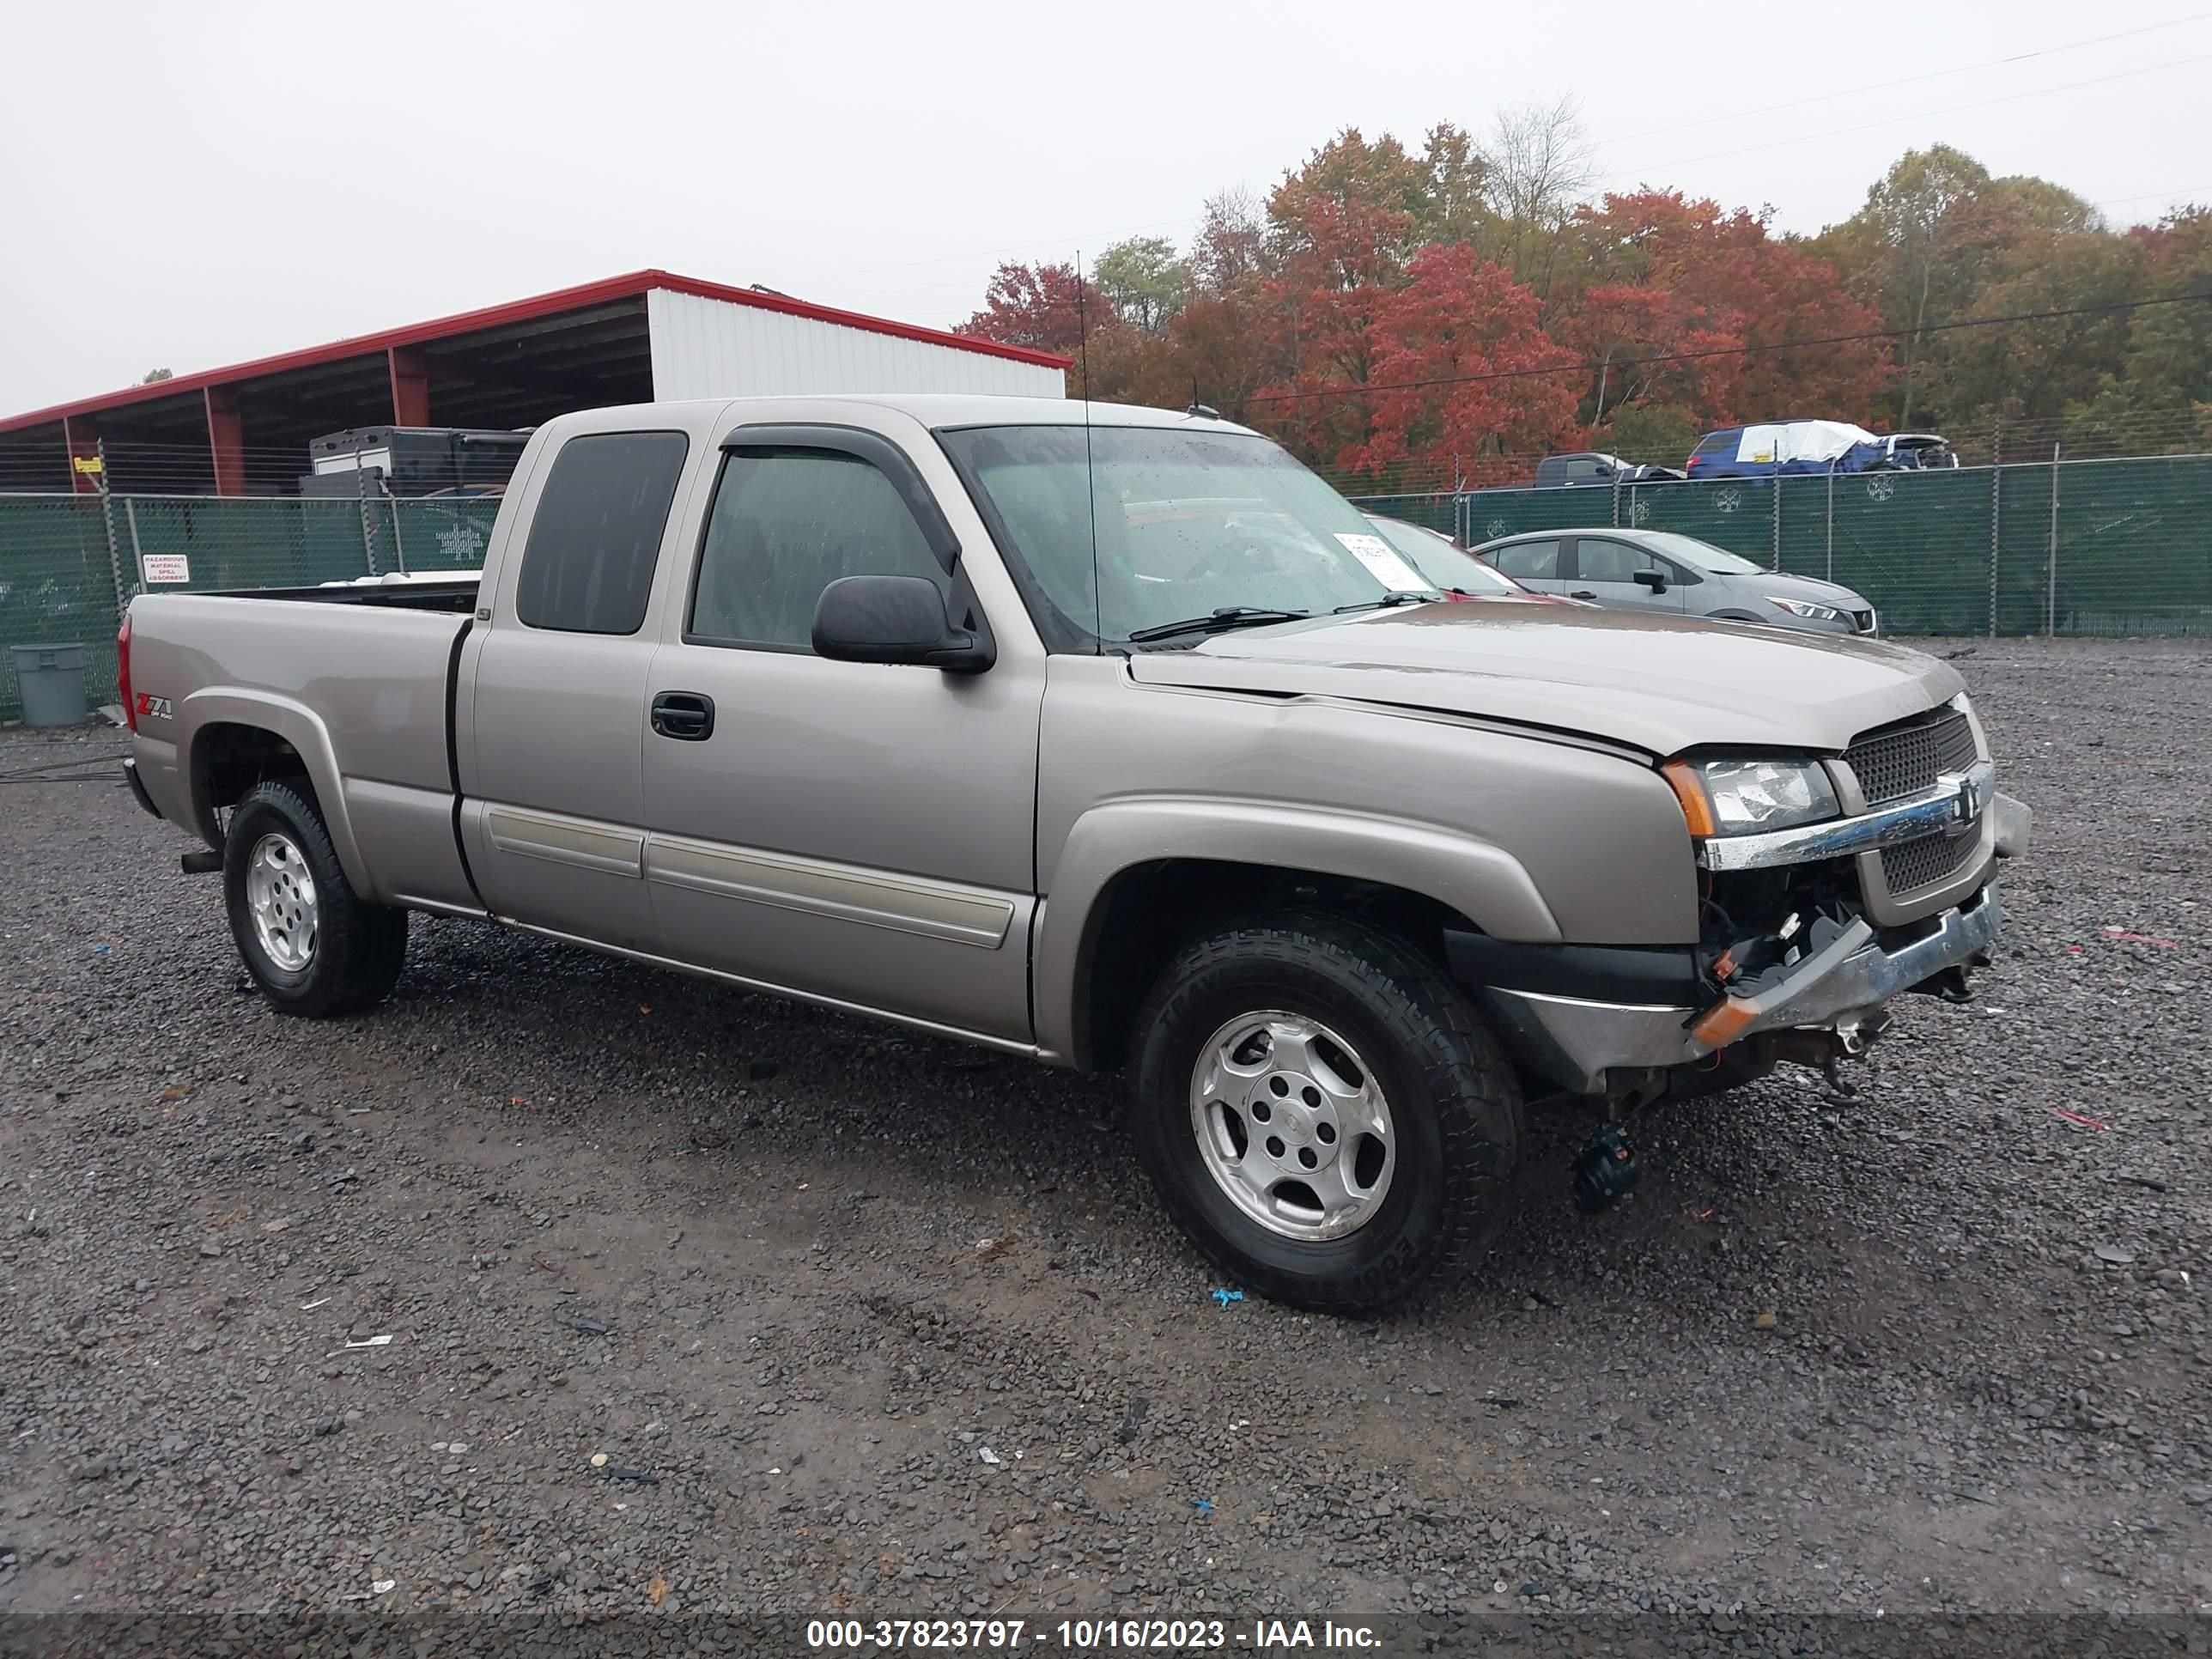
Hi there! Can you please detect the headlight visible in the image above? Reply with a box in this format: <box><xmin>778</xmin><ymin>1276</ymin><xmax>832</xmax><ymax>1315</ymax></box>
<box><xmin>1768</xmin><ymin>596</ymin><xmax>1843</xmax><ymax>622</ymax></box>
<box><xmin>1662</xmin><ymin>757</ymin><xmax>1839</xmax><ymax>836</ymax></box>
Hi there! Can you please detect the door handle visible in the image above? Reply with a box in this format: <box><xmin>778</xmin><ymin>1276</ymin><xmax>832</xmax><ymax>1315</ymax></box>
<box><xmin>650</xmin><ymin>690</ymin><xmax>715</xmax><ymax>741</ymax></box>
<box><xmin>1570</xmin><ymin>590</ymin><xmax>1597</xmax><ymax>599</ymax></box>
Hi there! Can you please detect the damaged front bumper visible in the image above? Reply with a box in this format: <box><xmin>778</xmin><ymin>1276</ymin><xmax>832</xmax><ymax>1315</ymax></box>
<box><xmin>1462</xmin><ymin>881</ymin><xmax>2006</xmax><ymax>1098</ymax></box>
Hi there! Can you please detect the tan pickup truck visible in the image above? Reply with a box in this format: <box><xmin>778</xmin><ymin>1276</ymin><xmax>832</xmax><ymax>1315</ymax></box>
<box><xmin>119</xmin><ymin>395</ymin><xmax>2030</xmax><ymax>1312</ymax></box>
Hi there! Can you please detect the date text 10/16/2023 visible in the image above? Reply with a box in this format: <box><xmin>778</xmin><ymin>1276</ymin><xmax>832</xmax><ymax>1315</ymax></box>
<box><xmin>805</xmin><ymin>1619</ymin><xmax>1386</xmax><ymax>1650</ymax></box>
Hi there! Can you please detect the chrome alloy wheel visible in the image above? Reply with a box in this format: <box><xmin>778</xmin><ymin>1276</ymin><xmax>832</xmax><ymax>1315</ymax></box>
<box><xmin>1188</xmin><ymin>1012</ymin><xmax>1396</xmax><ymax>1241</ymax></box>
<box><xmin>245</xmin><ymin>832</ymin><xmax>319</xmax><ymax>971</ymax></box>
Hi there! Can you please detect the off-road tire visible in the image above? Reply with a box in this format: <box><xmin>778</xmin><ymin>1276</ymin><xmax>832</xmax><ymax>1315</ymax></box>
<box><xmin>223</xmin><ymin>781</ymin><xmax>407</xmax><ymax>1018</ymax></box>
<box><xmin>1128</xmin><ymin>913</ymin><xmax>1522</xmax><ymax>1315</ymax></box>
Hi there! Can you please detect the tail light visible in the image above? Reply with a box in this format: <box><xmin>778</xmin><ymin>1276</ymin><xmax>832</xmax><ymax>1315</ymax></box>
<box><xmin>118</xmin><ymin>611</ymin><xmax>136</xmax><ymax>732</ymax></box>
<box><xmin>1685</xmin><ymin>455</ymin><xmax>1702</xmax><ymax>469</ymax></box>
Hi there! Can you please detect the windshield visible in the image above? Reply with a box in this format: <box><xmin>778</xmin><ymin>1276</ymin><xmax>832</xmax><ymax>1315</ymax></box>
<box><xmin>1639</xmin><ymin>531</ymin><xmax>1764</xmax><ymax>575</ymax></box>
<box><xmin>938</xmin><ymin>424</ymin><xmax>1439</xmax><ymax>645</ymax></box>
<box><xmin>1363</xmin><ymin>516</ymin><xmax>1519</xmax><ymax>595</ymax></box>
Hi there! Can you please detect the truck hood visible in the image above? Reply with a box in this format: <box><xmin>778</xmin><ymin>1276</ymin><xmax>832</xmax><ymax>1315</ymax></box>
<box><xmin>1126</xmin><ymin>600</ymin><xmax>1961</xmax><ymax>756</ymax></box>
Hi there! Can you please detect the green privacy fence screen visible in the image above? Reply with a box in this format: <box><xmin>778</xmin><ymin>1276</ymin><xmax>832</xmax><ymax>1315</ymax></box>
<box><xmin>0</xmin><ymin>494</ymin><xmax>501</xmax><ymax>720</ymax></box>
<box><xmin>1353</xmin><ymin>453</ymin><xmax>2212</xmax><ymax>641</ymax></box>
<box><xmin>2</xmin><ymin>459</ymin><xmax>2209</xmax><ymax>719</ymax></box>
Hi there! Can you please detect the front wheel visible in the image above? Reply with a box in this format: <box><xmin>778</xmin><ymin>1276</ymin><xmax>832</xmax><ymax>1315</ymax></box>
<box><xmin>223</xmin><ymin>781</ymin><xmax>407</xmax><ymax>1018</ymax></box>
<box><xmin>1127</xmin><ymin>915</ymin><xmax>1522</xmax><ymax>1315</ymax></box>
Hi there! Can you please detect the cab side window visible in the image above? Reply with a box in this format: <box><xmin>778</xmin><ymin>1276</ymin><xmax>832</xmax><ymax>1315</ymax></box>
<box><xmin>690</xmin><ymin>448</ymin><xmax>951</xmax><ymax>650</ymax></box>
<box><xmin>513</xmin><ymin>431</ymin><xmax>690</xmax><ymax>635</ymax></box>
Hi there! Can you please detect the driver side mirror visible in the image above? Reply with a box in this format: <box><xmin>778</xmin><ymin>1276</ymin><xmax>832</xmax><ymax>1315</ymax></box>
<box><xmin>812</xmin><ymin>574</ymin><xmax>994</xmax><ymax>674</ymax></box>
<box><xmin>1632</xmin><ymin>569</ymin><xmax>1668</xmax><ymax>594</ymax></box>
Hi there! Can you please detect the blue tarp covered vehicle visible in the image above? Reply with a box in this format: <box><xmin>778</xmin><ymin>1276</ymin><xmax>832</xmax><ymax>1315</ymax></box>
<box><xmin>1686</xmin><ymin>421</ymin><xmax>1957</xmax><ymax>477</ymax></box>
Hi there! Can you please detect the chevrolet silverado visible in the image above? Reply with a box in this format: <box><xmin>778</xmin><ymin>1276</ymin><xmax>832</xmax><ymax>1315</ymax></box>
<box><xmin>118</xmin><ymin>395</ymin><xmax>2031</xmax><ymax>1312</ymax></box>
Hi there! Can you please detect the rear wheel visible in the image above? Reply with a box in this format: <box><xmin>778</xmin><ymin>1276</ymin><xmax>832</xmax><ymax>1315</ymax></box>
<box><xmin>1128</xmin><ymin>914</ymin><xmax>1522</xmax><ymax>1315</ymax></box>
<box><xmin>223</xmin><ymin>781</ymin><xmax>407</xmax><ymax>1018</ymax></box>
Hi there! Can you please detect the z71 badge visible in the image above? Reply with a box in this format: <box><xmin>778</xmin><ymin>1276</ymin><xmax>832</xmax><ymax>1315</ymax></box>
<box><xmin>134</xmin><ymin>693</ymin><xmax>173</xmax><ymax>721</ymax></box>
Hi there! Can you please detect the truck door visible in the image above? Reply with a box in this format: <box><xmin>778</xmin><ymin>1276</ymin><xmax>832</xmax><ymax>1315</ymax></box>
<box><xmin>457</xmin><ymin>423</ymin><xmax>702</xmax><ymax>951</ymax></box>
<box><xmin>638</xmin><ymin>419</ymin><xmax>1042</xmax><ymax>1043</ymax></box>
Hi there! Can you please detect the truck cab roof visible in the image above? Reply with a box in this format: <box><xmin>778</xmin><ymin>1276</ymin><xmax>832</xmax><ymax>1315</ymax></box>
<box><xmin>531</xmin><ymin>393</ymin><xmax>1259</xmax><ymax>439</ymax></box>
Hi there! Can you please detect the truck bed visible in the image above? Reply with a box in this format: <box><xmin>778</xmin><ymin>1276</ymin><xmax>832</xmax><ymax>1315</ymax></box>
<box><xmin>126</xmin><ymin>590</ymin><xmax>475</xmax><ymax>907</ymax></box>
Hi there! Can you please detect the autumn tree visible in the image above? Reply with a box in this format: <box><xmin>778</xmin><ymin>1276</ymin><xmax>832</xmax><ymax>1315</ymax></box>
<box><xmin>1252</xmin><ymin>130</ymin><xmax>1429</xmax><ymax>457</ymax></box>
<box><xmin>2066</xmin><ymin>207</ymin><xmax>2212</xmax><ymax>445</ymax></box>
<box><xmin>1190</xmin><ymin>186</ymin><xmax>1272</xmax><ymax>296</ymax></box>
<box><xmin>954</xmin><ymin>127</ymin><xmax>2204</xmax><ymax>476</ymax></box>
<box><xmin>1334</xmin><ymin>244</ymin><xmax>1581</xmax><ymax>478</ymax></box>
<box><xmin>1813</xmin><ymin>145</ymin><xmax>1996</xmax><ymax>426</ymax></box>
<box><xmin>1480</xmin><ymin>95</ymin><xmax>1592</xmax><ymax>300</ymax></box>
<box><xmin>1550</xmin><ymin>191</ymin><xmax>1888</xmax><ymax>436</ymax></box>
<box><xmin>1931</xmin><ymin>182</ymin><xmax>2142</xmax><ymax>427</ymax></box>
<box><xmin>956</xmin><ymin>261</ymin><xmax>1116</xmax><ymax>362</ymax></box>
<box><xmin>1093</xmin><ymin>237</ymin><xmax>1190</xmax><ymax>336</ymax></box>
<box><xmin>1416</xmin><ymin>122</ymin><xmax>1494</xmax><ymax>247</ymax></box>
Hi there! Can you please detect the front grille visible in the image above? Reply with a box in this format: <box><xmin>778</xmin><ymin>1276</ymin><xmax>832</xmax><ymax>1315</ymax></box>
<box><xmin>1844</xmin><ymin>708</ymin><xmax>1978</xmax><ymax>805</ymax></box>
<box><xmin>1881</xmin><ymin>829</ymin><xmax>1983</xmax><ymax>896</ymax></box>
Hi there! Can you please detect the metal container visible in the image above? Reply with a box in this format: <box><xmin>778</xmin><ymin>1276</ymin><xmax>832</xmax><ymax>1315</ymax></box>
<box><xmin>10</xmin><ymin>642</ymin><xmax>88</xmax><ymax>726</ymax></box>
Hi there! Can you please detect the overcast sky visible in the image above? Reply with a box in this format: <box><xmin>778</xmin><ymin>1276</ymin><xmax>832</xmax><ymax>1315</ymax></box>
<box><xmin>3</xmin><ymin>0</ymin><xmax>2206</xmax><ymax>416</ymax></box>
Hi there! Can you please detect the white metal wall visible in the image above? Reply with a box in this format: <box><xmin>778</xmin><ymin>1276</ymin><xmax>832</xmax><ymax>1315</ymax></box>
<box><xmin>647</xmin><ymin>289</ymin><xmax>1063</xmax><ymax>401</ymax></box>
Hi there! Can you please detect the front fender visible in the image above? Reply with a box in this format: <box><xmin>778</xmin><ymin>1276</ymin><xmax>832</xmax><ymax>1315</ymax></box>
<box><xmin>177</xmin><ymin>688</ymin><xmax>374</xmax><ymax>897</ymax></box>
<box><xmin>1032</xmin><ymin>795</ymin><xmax>1561</xmax><ymax>1065</ymax></box>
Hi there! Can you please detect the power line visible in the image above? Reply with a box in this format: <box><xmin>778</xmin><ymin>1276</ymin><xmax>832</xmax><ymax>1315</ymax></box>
<box><xmin>1595</xmin><ymin>52</ymin><xmax>2212</xmax><ymax>186</ymax></box>
<box><xmin>1589</xmin><ymin>14</ymin><xmax>2211</xmax><ymax>149</ymax></box>
<box><xmin>1241</xmin><ymin>290</ymin><xmax>2212</xmax><ymax>407</ymax></box>
<box><xmin>2091</xmin><ymin>184</ymin><xmax>2211</xmax><ymax>210</ymax></box>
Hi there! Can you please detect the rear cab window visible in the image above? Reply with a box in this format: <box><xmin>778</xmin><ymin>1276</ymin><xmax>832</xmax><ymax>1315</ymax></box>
<box><xmin>513</xmin><ymin>430</ymin><xmax>690</xmax><ymax>635</ymax></box>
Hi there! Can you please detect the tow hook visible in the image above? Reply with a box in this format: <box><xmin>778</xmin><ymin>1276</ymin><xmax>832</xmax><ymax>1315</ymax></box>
<box><xmin>1571</xmin><ymin>1128</ymin><xmax>1640</xmax><ymax>1214</ymax></box>
<box><xmin>1754</xmin><ymin>1012</ymin><xmax>1890</xmax><ymax>1097</ymax></box>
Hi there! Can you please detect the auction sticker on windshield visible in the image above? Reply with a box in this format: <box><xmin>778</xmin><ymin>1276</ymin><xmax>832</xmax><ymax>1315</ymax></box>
<box><xmin>1333</xmin><ymin>532</ymin><xmax>1428</xmax><ymax>592</ymax></box>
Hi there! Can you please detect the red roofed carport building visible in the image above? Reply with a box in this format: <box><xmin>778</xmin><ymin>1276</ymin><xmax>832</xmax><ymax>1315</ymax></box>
<box><xmin>0</xmin><ymin>270</ymin><xmax>1070</xmax><ymax>496</ymax></box>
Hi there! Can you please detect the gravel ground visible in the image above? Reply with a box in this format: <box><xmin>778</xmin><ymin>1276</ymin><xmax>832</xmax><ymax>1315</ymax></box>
<box><xmin>1</xmin><ymin>637</ymin><xmax>2206</xmax><ymax>1649</ymax></box>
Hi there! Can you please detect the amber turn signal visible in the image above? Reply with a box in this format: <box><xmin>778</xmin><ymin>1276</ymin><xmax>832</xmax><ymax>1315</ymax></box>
<box><xmin>1689</xmin><ymin>997</ymin><xmax>1758</xmax><ymax>1048</ymax></box>
<box><xmin>1661</xmin><ymin>759</ymin><xmax>1717</xmax><ymax>838</ymax></box>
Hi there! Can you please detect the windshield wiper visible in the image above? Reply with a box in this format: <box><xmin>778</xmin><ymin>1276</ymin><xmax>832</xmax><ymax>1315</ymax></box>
<box><xmin>1332</xmin><ymin>592</ymin><xmax>1442</xmax><ymax>614</ymax></box>
<box><xmin>1124</xmin><ymin>606</ymin><xmax>1312</xmax><ymax>643</ymax></box>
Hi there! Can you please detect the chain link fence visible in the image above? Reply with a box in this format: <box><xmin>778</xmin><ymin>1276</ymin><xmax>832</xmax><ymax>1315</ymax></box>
<box><xmin>0</xmin><ymin>493</ymin><xmax>501</xmax><ymax>720</ymax></box>
<box><xmin>3</xmin><ymin>456</ymin><xmax>2209</xmax><ymax>719</ymax></box>
<box><xmin>1352</xmin><ymin>453</ymin><xmax>2212</xmax><ymax>640</ymax></box>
